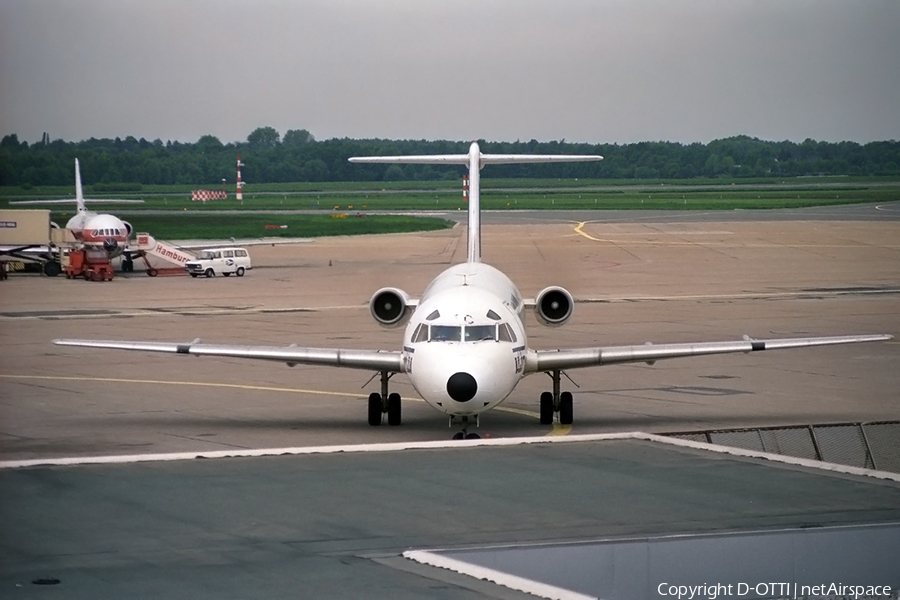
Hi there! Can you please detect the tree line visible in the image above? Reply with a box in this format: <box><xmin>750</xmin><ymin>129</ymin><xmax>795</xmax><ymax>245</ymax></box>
<box><xmin>1</xmin><ymin>127</ymin><xmax>899</xmax><ymax>188</ymax></box>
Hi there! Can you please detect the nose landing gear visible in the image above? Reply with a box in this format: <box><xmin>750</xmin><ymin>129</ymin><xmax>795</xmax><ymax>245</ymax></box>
<box><xmin>450</xmin><ymin>415</ymin><xmax>480</xmax><ymax>440</ymax></box>
<box><xmin>540</xmin><ymin>370</ymin><xmax>575</xmax><ymax>425</ymax></box>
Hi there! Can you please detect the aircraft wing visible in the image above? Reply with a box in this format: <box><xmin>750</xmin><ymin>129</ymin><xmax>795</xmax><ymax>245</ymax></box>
<box><xmin>53</xmin><ymin>339</ymin><xmax>404</xmax><ymax>372</ymax></box>
<box><xmin>526</xmin><ymin>334</ymin><xmax>892</xmax><ymax>372</ymax></box>
<box><xmin>0</xmin><ymin>244</ymin><xmax>52</xmax><ymax>255</ymax></box>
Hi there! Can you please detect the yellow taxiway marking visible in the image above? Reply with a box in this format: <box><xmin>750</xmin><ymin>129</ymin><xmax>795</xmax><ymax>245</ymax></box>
<box><xmin>548</xmin><ymin>423</ymin><xmax>572</xmax><ymax>436</ymax></box>
<box><xmin>572</xmin><ymin>221</ymin><xmax>900</xmax><ymax>248</ymax></box>
<box><xmin>573</xmin><ymin>221</ymin><xmax>602</xmax><ymax>242</ymax></box>
<box><xmin>0</xmin><ymin>374</ymin><xmax>362</xmax><ymax>399</ymax></box>
<box><xmin>0</xmin><ymin>373</ymin><xmax>546</xmax><ymax>423</ymax></box>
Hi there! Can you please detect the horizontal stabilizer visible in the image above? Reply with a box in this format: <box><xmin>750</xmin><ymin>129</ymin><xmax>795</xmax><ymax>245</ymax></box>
<box><xmin>349</xmin><ymin>153</ymin><xmax>602</xmax><ymax>167</ymax></box>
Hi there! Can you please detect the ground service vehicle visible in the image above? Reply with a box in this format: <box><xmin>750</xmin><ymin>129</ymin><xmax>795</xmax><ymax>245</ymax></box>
<box><xmin>185</xmin><ymin>247</ymin><xmax>251</xmax><ymax>278</ymax></box>
<box><xmin>63</xmin><ymin>249</ymin><xmax>114</xmax><ymax>281</ymax></box>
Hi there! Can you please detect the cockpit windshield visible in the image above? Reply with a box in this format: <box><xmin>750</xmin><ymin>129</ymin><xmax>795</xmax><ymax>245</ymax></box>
<box><xmin>465</xmin><ymin>325</ymin><xmax>496</xmax><ymax>342</ymax></box>
<box><xmin>430</xmin><ymin>325</ymin><xmax>462</xmax><ymax>342</ymax></box>
<box><xmin>413</xmin><ymin>322</ymin><xmax>516</xmax><ymax>343</ymax></box>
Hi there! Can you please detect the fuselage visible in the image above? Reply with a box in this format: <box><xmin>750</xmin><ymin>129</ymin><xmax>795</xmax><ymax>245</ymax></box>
<box><xmin>65</xmin><ymin>211</ymin><xmax>131</xmax><ymax>256</ymax></box>
<box><xmin>401</xmin><ymin>262</ymin><xmax>528</xmax><ymax>417</ymax></box>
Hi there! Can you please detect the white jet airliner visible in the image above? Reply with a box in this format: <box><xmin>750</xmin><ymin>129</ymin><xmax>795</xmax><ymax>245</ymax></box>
<box><xmin>55</xmin><ymin>143</ymin><xmax>891</xmax><ymax>438</ymax></box>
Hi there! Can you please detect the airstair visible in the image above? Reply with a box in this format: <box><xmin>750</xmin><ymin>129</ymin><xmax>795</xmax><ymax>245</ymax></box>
<box><xmin>133</xmin><ymin>233</ymin><xmax>196</xmax><ymax>275</ymax></box>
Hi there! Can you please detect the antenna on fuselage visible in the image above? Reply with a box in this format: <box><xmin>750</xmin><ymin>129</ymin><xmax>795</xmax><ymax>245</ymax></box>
<box><xmin>349</xmin><ymin>143</ymin><xmax>602</xmax><ymax>263</ymax></box>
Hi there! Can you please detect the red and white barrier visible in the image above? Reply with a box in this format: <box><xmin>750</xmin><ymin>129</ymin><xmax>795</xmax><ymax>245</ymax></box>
<box><xmin>191</xmin><ymin>190</ymin><xmax>228</xmax><ymax>202</ymax></box>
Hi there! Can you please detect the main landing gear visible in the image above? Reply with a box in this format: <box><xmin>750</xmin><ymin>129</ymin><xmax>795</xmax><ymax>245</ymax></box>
<box><xmin>367</xmin><ymin>371</ymin><xmax>401</xmax><ymax>426</ymax></box>
<box><xmin>540</xmin><ymin>370</ymin><xmax>574</xmax><ymax>425</ymax></box>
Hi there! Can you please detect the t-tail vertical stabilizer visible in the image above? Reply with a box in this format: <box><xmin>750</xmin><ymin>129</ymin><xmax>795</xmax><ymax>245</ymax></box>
<box><xmin>349</xmin><ymin>142</ymin><xmax>602</xmax><ymax>263</ymax></box>
<box><xmin>75</xmin><ymin>158</ymin><xmax>87</xmax><ymax>214</ymax></box>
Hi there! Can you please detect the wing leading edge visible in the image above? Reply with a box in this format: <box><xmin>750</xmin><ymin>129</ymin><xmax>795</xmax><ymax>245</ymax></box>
<box><xmin>55</xmin><ymin>333</ymin><xmax>890</xmax><ymax>375</ymax></box>
<box><xmin>526</xmin><ymin>334</ymin><xmax>892</xmax><ymax>373</ymax></box>
<box><xmin>53</xmin><ymin>339</ymin><xmax>403</xmax><ymax>372</ymax></box>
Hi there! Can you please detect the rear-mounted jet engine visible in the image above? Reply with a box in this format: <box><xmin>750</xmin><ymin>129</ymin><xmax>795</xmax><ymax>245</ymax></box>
<box><xmin>369</xmin><ymin>287</ymin><xmax>413</xmax><ymax>327</ymax></box>
<box><xmin>534</xmin><ymin>286</ymin><xmax>574</xmax><ymax>326</ymax></box>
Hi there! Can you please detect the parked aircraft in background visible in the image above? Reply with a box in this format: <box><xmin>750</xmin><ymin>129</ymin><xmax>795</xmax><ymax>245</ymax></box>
<box><xmin>55</xmin><ymin>143</ymin><xmax>892</xmax><ymax>438</ymax></box>
<box><xmin>12</xmin><ymin>159</ymin><xmax>144</xmax><ymax>271</ymax></box>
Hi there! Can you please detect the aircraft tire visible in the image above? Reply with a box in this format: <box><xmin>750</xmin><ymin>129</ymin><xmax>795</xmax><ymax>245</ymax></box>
<box><xmin>43</xmin><ymin>261</ymin><xmax>61</xmax><ymax>277</ymax></box>
<box><xmin>236</xmin><ymin>267</ymin><xmax>245</xmax><ymax>277</ymax></box>
<box><xmin>387</xmin><ymin>393</ymin><xmax>401</xmax><ymax>426</ymax></box>
<box><xmin>367</xmin><ymin>392</ymin><xmax>382</xmax><ymax>426</ymax></box>
<box><xmin>539</xmin><ymin>392</ymin><xmax>554</xmax><ymax>425</ymax></box>
<box><xmin>204</xmin><ymin>268</ymin><xmax>214</xmax><ymax>278</ymax></box>
<box><xmin>147</xmin><ymin>268</ymin><xmax>158</xmax><ymax>277</ymax></box>
<box><xmin>465</xmin><ymin>433</ymin><xmax>480</xmax><ymax>440</ymax></box>
<box><xmin>559</xmin><ymin>391</ymin><xmax>574</xmax><ymax>425</ymax></box>
<box><xmin>191</xmin><ymin>274</ymin><xmax>198</xmax><ymax>278</ymax></box>
<box><xmin>452</xmin><ymin>432</ymin><xmax>465</xmax><ymax>440</ymax></box>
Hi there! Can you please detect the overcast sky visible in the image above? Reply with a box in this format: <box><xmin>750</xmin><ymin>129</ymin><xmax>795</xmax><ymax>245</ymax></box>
<box><xmin>1</xmin><ymin>0</ymin><xmax>898</xmax><ymax>146</ymax></box>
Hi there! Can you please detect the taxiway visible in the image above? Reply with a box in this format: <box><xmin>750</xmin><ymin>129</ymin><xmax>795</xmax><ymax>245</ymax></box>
<box><xmin>1</xmin><ymin>206</ymin><xmax>898</xmax><ymax>598</ymax></box>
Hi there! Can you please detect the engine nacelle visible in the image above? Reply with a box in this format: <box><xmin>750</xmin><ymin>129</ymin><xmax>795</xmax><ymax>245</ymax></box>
<box><xmin>369</xmin><ymin>287</ymin><xmax>413</xmax><ymax>328</ymax></box>
<box><xmin>123</xmin><ymin>221</ymin><xmax>133</xmax><ymax>236</ymax></box>
<box><xmin>534</xmin><ymin>286</ymin><xmax>574</xmax><ymax>326</ymax></box>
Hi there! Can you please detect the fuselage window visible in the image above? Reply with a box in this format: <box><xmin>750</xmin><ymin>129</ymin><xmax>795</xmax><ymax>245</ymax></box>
<box><xmin>465</xmin><ymin>325</ymin><xmax>496</xmax><ymax>342</ymax></box>
<box><xmin>412</xmin><ymin>324</ymin><xmax>429</xmax><ymax>343</ymax></box>
<box><xmin>430</xmin><ymin>325</ymin><xmax>461</xmax><ymax>342</ymax></box>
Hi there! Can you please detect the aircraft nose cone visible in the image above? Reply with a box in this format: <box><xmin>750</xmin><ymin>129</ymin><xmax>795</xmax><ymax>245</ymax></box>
<box><xmin>446</xmin><ymin>372</ymin><xmax>477</xmax><ymax>403</ymax></box>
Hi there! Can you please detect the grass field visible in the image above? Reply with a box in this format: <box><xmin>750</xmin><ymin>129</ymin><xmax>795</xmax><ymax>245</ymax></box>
<box><xmin>98</xmin><ymin>213</ymin><xmax>455</xmax><ymax>240</ymax></box>
<box><xmin>3</xmin><ymin>177</ymin><xmax>898</xmax><ymax>213</ymax></box>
